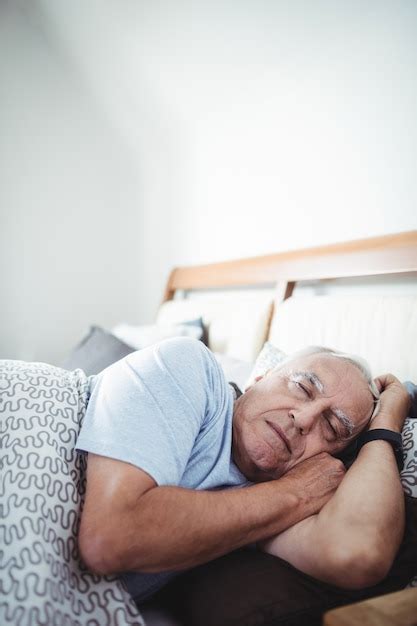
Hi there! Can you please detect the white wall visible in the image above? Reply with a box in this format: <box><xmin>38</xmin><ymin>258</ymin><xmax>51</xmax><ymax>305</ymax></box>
<box><xmin>1</xmin><ymin>1</ymin><xmax>416</xmax><ymax>363</ymax></box>
<box><xmin>0</xmin><ymin>2</ymin><xmax>174</xmax><ymax>363</ymax></box>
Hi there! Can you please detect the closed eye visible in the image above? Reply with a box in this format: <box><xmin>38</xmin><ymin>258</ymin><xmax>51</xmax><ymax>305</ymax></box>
<box><xmin>326</xmin><ymin>416</ymin><xmax>337</xmax><ymax>436</ymax></box>
<box><xmin>295</xmin><ymin>382</ymin><xmax>311</xmax><ymax>398</ymax></box>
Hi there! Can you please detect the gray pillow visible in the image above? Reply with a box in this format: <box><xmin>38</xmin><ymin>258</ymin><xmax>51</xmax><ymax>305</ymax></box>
<box><xmin>61</xmin><ymin>326</ymin><xmax>135</xmax><ymax>375</ymax></box>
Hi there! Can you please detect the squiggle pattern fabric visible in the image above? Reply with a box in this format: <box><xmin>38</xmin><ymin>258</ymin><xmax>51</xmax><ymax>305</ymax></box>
<box><xmin>402</xmin><ymin>417</ymin><xmax>417</xmax><ymax>588</ymax></box>
<box><xmin>0</xmin><ymin>360</ymin><xmax>145</xmax><ymax>626</ymax></box>
<box><xmin>402</xmin><ymin>418</ymin><xmax>417</xmax><ymax>499</ymax></box>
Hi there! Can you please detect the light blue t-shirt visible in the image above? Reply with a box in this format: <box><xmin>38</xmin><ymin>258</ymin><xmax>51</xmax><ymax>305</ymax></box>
<box><xmin>76</xmin><ymin>337</ymin><xmax>249</xmax><ymax>602</ymax></box>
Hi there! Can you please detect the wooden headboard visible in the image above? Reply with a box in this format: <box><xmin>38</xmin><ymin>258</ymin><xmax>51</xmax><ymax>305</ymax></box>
<box><xmin>163</xmin><ymin>230</ymin><xmax>417</xmax><ymax>306</ymax></box>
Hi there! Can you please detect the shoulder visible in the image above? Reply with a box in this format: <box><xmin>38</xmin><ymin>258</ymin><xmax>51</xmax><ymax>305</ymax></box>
<box><xmin>127</xmin><ymin>338</ymin><xmax>230</xmax><ymax>423</ymax></box>
<box><xmin>157</xmin><ymin>336</ymin><xmax>214</xmax><ymax>364</ymax></box>
<box><xmin>126</xmin><ymin>337</ymin><xmax>221</xmax><ymax>387</ymax></box>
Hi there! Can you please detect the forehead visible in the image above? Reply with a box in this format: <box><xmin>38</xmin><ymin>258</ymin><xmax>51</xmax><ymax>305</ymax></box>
<box><xmin>283</xmin><ymin>353</ymin><xmax>364</xmax><ymax>384</ymax></box>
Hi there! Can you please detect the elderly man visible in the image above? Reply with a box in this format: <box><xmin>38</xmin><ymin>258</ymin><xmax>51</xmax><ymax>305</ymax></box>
<box><xmin>76</xmin><ymin>337</ymin><xmax>410</xmax><ymax>604</ymax></box>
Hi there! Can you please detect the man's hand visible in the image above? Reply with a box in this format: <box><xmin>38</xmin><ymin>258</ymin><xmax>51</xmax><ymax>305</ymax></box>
<box><xmin>278</xmin><ymin>452</ymin><xmax>345</xmax><ymax>515</ymax></box>
<box><xmin>371</xmin><ymin>373</ymin><xmax>410</xmax><ymax>432</ymax></box>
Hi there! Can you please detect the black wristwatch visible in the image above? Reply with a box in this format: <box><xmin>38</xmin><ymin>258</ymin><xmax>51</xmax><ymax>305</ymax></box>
<box><xmin>357</xmin><ymin>428</ymin><xmax>404</xmax><ymax>472</ymax></box>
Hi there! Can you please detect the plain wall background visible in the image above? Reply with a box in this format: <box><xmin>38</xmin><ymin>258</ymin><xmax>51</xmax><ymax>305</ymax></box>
<box><xmin>1</xmin><ymin>0</ymin><xmax>416</xmax><ymax>364</ymax></box>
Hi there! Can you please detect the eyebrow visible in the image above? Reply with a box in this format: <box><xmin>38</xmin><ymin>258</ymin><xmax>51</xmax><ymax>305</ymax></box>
<box><xmin>291</xmin><ymin>370</ymin><xmax>324</xmax><ymax>394</ymax></box>
<box><xmin>290</xmin><ymin>370</ymin><xmax>355</xmax><ymax>437</ymax></box>
<box><xmin>333</xmin><ymin>408</ymin><xmax>355</xmax><ymax>437</ymax></box>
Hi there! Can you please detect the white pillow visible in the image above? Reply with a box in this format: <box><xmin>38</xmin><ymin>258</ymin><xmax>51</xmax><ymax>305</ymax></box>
<box><xmin>213</xmin><ymin>353</ymin><xmax>254</xmax><ymax>390</ymax></box>
<box><xmin>112</xmin><ymin>320</ymin><xmax>204</xmax><ymax>349</ymax></box>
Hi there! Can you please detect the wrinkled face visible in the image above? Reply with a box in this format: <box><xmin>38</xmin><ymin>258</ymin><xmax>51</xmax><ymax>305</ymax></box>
<box><xmin>232</xmin><ymin>353</ymin><xmax>375</xmax><ymax>482</ymax></box>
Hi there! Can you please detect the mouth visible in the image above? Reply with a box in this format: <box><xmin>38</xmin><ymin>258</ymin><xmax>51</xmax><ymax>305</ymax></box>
<box><xmin>266</xmin><ymin>421</ymin><xmax>292</xmax><ymax>454</ymax></box>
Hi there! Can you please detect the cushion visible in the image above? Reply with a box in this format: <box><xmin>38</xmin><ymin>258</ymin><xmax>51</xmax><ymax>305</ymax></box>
<box><xmin>156</xmin><ymin>293</ymin><xmax>274</xmax><ymax>362</ymax></box>
<box><xmin>61</xmin><ymin>326</ymin><xmax>135</xmax><ymax>375</ymax></box>
<box><xmin>213</xmin><ymin>353</ymin><xmax>254</xmax><ymax>390</ymax></box>
<box><xmin>402</xmin><ymin>419</ymin><xmax>417</xmax><ymax>500</ymax></box>
<box><xmin>402</xmin><ymin>383</ymin><xmax>417</xmax><ymax>501</ymax></box>
<box><xmin>112</xmin><ymin>318</ymin><xmax>207</xmax><ymax>349</ymax></box>
<box><xmin>245</xmin><ymin>341</ymin><xmax>287</xmax><ymax>388</ymax></box>
<box><xmin>402</xmin><ymin>416</ymin><xmax>417</xmax><ymax>589</ymax></box>
<box><xmin>268</xmin><ymin>295</ymin><xmax>417</xmax><ymax>382</ymax></box>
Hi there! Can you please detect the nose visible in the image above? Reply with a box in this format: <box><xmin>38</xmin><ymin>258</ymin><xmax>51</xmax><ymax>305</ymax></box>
<box><xmin>289</xmin><ymin>403</ymin><xmax>323</xmax><ymax>435</ymax></box>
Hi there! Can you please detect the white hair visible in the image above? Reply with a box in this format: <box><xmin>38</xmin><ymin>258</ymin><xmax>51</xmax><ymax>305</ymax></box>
<box><xmin>274</xmin><ymin>345</ymin><xmax>380</xmax><ymax>419</ymax></box>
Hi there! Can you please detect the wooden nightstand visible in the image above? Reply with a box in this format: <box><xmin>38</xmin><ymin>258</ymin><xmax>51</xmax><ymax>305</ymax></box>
<box><xmin>323</xmin><ymin>588</ymin><xmax>417</xmax><ymax>626</ymax></box>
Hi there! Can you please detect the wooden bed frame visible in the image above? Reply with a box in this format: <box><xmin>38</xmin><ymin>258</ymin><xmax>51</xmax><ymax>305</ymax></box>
<box><xmin>324</xmin><ymin>586</ymin><xmax>417</xmax><ymax>626</ymax></box>
<box><xmin>162</xmin><ymin>230</ymin><xmax>417</xmax><ymax>626</ymax></box>
<box><xmin>163</xmin><ymin>230</ymin><xmax>417</xmax><ymax>339</ymax></box>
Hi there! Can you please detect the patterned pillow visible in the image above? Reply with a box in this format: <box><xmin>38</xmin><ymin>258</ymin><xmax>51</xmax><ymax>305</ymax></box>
<box><xmin>402</xmin><ymin>417</ymin><xmax>417</xmax><ymax>498</ymax></box>
<box><xmin>245</xmin><ymin>341</ymin><xmax>287</xmax><ymax>388</ymax></box>
<box><xmin>401</xmin><ymin>417</ymin><xmax>417</xmax><ymax>588</ymax></box>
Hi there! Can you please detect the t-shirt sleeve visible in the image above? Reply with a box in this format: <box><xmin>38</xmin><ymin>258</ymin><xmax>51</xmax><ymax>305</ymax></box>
<box><xmin>75</xmin><ymin>337</ymin><xmax>230</xmax><ymax>486</ymax></box>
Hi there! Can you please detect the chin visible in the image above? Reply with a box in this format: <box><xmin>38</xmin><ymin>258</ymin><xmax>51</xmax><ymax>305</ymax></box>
<box><xmin>246</xmin><ymin>454</ymin><xmax>288</xmax><ymax>481</ymax></box>
<box><xmin>236</xmin><ymin>429</ymin><xmax>289</xmax><ymax>481</ymax></box>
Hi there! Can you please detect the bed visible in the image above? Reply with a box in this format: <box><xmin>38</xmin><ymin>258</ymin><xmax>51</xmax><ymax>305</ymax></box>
<box><xmin>2</xmin><ymin>230</ymin><xmax>417</xmax><ymax>626</ymax></box>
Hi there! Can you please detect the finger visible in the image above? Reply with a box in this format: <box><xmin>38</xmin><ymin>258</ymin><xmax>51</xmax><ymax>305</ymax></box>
<box><xmin>374</xmin><ymin>376</ymin><xmax>384</xmax><ymax>393</ymax></box>
<box><xmin>374</xmin><ymin>373</ymin><xmax>397</xmax><ymax>392</ymax></box>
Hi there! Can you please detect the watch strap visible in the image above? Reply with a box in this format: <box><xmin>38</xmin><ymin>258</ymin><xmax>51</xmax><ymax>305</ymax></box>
<box><xmin>357</xmin><ymin>428</ymin><xmax>404</xmax><ymax>471</ymax></box>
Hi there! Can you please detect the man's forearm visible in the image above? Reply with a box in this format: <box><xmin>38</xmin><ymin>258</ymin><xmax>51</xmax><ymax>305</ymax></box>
<box><xmin>261</xmin><ymin>440</ymin><xmax>404</xmax><ymax>588</ymax></box>
<box><xmin>87</xmin><ymin>481</ymin><xmax>309</xmax><ymax>574</ymax></box>
<box><xmin>314</xmin><ymin>439</ymin><xmax>404</xmax><ymax>584</ymax></box>
<box><xmin>317</xmin><ymin>403</ymin><xmax>407</xmax><ymax>582</ymax></box>
<box><xmin>120</xmin><ymin>481</ymin><xmax>301</xmax><ymax>572</ymax></box>
<box><xmin>80</xmin><ymin>452</ymin><xmax>344</xmax><ymax>576</ymax></box>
